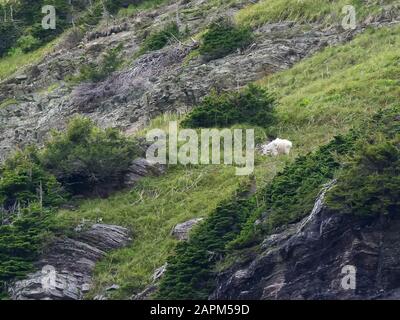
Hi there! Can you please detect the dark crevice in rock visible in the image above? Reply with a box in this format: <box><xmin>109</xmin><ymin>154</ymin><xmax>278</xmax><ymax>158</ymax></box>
<box><xmin>211</xmin><ymin>182</ymin><xmax>400</xmax><ymax>300</ymax></box>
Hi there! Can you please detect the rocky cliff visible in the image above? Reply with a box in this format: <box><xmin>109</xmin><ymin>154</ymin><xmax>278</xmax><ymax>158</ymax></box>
<box><xmin>1</xmin><ymin>0</ymin><xmax>399</xmax><ymax>301</ymax></box>
<box><xmin>9</xmin><ymin>224</ymin><xmax>131</xmax><ymax>300</ymax></box>
<box><xmin>1</xmin><ymin>0</ymin><xmax>398</xmax><ymax>161</ymax></box>
<box><xmin>212</xmin><ymin>182</ymin><xmax>400</xmax><ymax>300</ymax></box>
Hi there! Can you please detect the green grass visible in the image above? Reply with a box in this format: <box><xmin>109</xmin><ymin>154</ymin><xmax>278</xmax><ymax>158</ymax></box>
<box><xmin>0</xmin><ymin>98</ymin><xmax>18</xmax><ymax>109</ymax></box>
<box><xmin>53</xmin><ymin>109</ymin><xmax>286</xmax><ymax>298</ymax></box>
<box><xmin>236</xmin><ymin>0</ymin><xmax>399</xmax><ymax>27</ymax></box>
<box><xmin>55</xmin><ymin>165</ymin><xmax>244</xmax><ymax>298</ymax></box>
<box><xmin>0</xmin><ymin>39</ymin><xmax>58</xmax><ymax>81</ymax></box>
<box><xmin>118</xmin><ymin>0</ymin><xmax>171</xmax><ymax>17</ymax></box>
<box><xmin>39</xmin><ymin>83</ymin><xmax>60</xmax><ymax>95</ymax></box>
<box><xmin>260</xmin><ymin>25</ymin><xmax>400</xmax><ymax>150</ymax></box>
<box><xmin>52</xmin><ymin>23</ymin><xmax>400</xmax><ymax>299</ymax></box>
<box><xmin>136</xmin><ymin>22</ymin><xmax>182</xmax><ymax>57</ymax></box>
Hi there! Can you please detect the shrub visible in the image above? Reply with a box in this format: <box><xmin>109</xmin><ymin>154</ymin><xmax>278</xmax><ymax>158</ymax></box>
<box><xmin>0</xmin><ymin>204</ymin><xmax>55</xmax><ymax>295</ymax></box>
<box><xmin>327</xmin><ymin>107</ymin><xmax>400</xmax><ymax>217</ymax></box>
<box><xmin>327</xmin><ymin>140</ymin><xmax>400</xmax><ymax>216</ymax></box>
<box><xmin>0</xmin><ymin>22</ymin><xmax>20</xmax><ymax>57</ymax></box>
<box><xmin>137</xmin><ymin>22</ymin><xmax>180</xmax><ymax>56</ymax></box>
<box><xmin>0</xmin><ymin>148</ymin><xmax>65</xmax><ymax>212</ymax></box>
<box><xmin>231</xmin><ymin>133</ymin><xmax>358</xmax><ymax>248</ymax></box>
<box><xmin>76</xmin><ymin>1</ymin><xmax>104</xmax><ymax>26</ymax></box>
<box><xmin>199</xmin><ymin>18</ymin><xmax>253</xmax><ymax>61</ymax></box>
<box><xmin>181</xmin><ymin>84</ymin><xmax>276</xmax><ymax>128</ymax></box>
<box><xmin>157</xmin><ymin>181</ymin><xmax>257</xmax><ymax>299</ymax></box>
<box><xmin>76</xmin><ymin>44</ymin><xmax>124</xmax><ymax>82</ymax></box>
<box><xmin>16</xmin><ymin>35</ymin><xmax>41</xmax><ymax>53</ymax></box>
<box><xmin>40</xmin><ymin>116</ymin><xmax>139</xmax><ymax>195</ymax></box>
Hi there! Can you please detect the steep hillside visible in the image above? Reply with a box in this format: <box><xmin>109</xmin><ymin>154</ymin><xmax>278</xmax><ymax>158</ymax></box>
<box><xmin>212</xmin><ymin>106</ymin><xmax>400</xmax><ymax>299</ymax></box>
<box><xmin>156</xmin><ymin>24</ymin><xmax>400</xmax><ymax>299</ymax></box>
<box><xmin>0</xmin><ymin>0</ymin><xmax>399</xmax><ymax>300</ymax></box>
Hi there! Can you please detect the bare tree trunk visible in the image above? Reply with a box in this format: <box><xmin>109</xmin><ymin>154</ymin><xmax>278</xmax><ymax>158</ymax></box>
<box><xmin>2</xmin><ymin>3</ymin><xmax>8</xmax><ymax>22</ymax></box>
<box><xmin>17</xmin><ymin>201</ymin><xmax>21</xmax><ymax>218</ymax></box>
<box><xmin>100</xmin><ymin>0</ymin><xmax>109</xmax><ymax>18</ymax></box>
<box><xmin>39</xmin><ymin>181</ymin><xmax>43</xmax><ymax>209</ymax></box>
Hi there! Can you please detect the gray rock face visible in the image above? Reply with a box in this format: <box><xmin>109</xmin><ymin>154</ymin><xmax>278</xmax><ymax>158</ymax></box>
<box><xmin>152</xmin><ymin>263</ymin><xmax>168</xmax><ymax>282</ymax></box>
<box><xmin>132</xmin><ymin>284</ymin><xmax>158</xmax><ymax>300</ymax></box>
<box><xmin>9</xmin><ymin>224</ymin><xmax>131</xmax><ymax>300</ymax></box>
<box><xmin>131</xmin><ymin>263</ymin><xmax>168</xmax><ymax>300</ymax></box>
<box><xmin>211</xmin><ymin>183</ymin><xmax>400</xmax><ymax>300</ymax></box>
<box><xmin>172</xmin><ymin>218</ymin><xmax>203</xmax><ymax>240</ymax></box>
<box><xmin>0</xmin><ymin>0</ymin><xmax>398</xmax><ymax>162</ymax></box>
<box><xmin>124</xmin><ymin>158</ymin><xmax>166</xmax><ymax>187</ymax></box>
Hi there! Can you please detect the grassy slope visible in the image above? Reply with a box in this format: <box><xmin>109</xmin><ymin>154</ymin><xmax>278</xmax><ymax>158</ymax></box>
<box><xmin>156</xmin><ymin>23</ymin><xmax>400</xmax><ymax>297</ymax></box>
<box><xmin>0</xmin><ymin>39</ymin><xmax>59</xmax><ymax>81</ymax></box>
<box><xmin>57</xmin><ymin>165</ymin><xmax>242</xmax><ymax>298</ymax></box>
<box><xmin>236</xmin><ymin>0</ymin><xmax>399</xmax><ymax>27</ymax></box>
<box><xmin>1</xmin><ymin>0</ymin><xmax>398</xmax><ymax>299</ymax></box>
<box><xmin>262</xmin><ymin>25</ymin><xmax>400</xmax><ymax>151</ymax></box>
<box><xmin>55</xmin><ymin>113</ymin><xmax>285</xmax><ymax>298</ymax></box>
<box><xmin>54</xmin><ymin>23</ymin><xmax>400</xmax><ymax>299</ymax></box>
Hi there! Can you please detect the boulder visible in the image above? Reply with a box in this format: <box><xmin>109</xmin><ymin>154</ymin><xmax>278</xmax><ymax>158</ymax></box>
<box><xmin>132</xmin><ymin>284</ymin><xmax>158</xmax><ymax>300</ymax></box>
<box><xmin>124</xmin><ymin>158</ymin><xmax>166</xmax><ymax>186</ymax></box>
<box><xmin>172</xmin><ymin>218</ymin><xmax>203</xmax><ymax>241</ymax></box>
<box><xmin>9</xmin><ymin>224</ymin><xmax>131</xmax><ymax>300</ymax></box>
<box><xmin>152</xmin><ymin>263</ymin><xmax>168</xmax><ymax>282</ymax></box>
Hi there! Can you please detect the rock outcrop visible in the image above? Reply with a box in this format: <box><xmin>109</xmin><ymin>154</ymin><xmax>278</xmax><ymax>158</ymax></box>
<box><xmin>1</xmin><ymin>0</ymin><xmax>398</xmax><ymax>162</ymax></box>
<box><xmin>132</xmin><ymin>264</ymin><xmax>168</xmax><ymax>300</ymax></box>
<box><xmin>9</xmin><ymin>224</ymin><xmax>131</xmax><ymax>300</ymax></box>
<box><xmin>171</xmin><ymin>218</ymin><xmax>203</xmax><ymax>240</ymax></box>
<box><xmin>124</xmin><ymin>158</ymin><xmax>166</xmax><ymax>187</ymax></box>
<box><xmin>211</xmin><ymin>183</ymin><xmax>400</xmax><ymax>300</ymax></box>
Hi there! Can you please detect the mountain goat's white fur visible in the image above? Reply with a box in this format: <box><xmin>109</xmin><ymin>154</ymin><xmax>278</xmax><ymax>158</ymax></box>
<box><xmin>261</xmin><ymin>138</ymin><xmax>293</xmax><ymax>156</ymax></box>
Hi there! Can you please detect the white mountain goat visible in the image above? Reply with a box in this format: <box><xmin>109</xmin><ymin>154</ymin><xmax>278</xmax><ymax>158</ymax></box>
<box><xmin>261</xmin><ymin>138</ymin><xmax>293</xmax><ymax>156</ymax></box>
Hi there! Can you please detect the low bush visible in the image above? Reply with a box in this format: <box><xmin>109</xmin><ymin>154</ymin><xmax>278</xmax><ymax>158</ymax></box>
<box><xmin>0</xmin><ymin>22</ymin><xmax>21</xmax><ymax>57</ymax></box>
<box><xmin>16</xmin><ymin>35</ymin><xmax>41</xmax><ymax>53</ymax></box>
<box><xmin>0</xmin><ymin>204</ymin><xmax>55</xmax><ymax>293</ymax></box>
<box><xmin>199</xmin><ymin>18</ymin><xmax>253</xmax><ymax>61</ymax></box>
<box><xmin>137</xmin><ymin>22</ymin><xmax>181</xmax><ymax>56</ymax></box>
<box><xmin>76</xmin><ymin>44</ymin><xmax>124</xmax><ymax>82</ymax></box>
<box><xmin>0</xmin><ymin>148</ymin><xmax>65</xmax><ymax>212</ymax></box>
<box><xmin>156</xmin><ymin>180</ymin><xmax>257</xmax><ymax>299</ymax></box>
<box><xmin>181</xmin><ymin>84</ymin><xmax>276</xmax><ymax>128</ymax></box>
<box><xmin>327</xmin><ymin>108</ymin><xmax>400</xmax><ymax>216</ymax></box>
<box><xmin>40</xmin><ymin>116</ymin><xmax>139</xmax><ymax>195</ymax></box>
<box><xmin>76</xmin><ymin>1</ymin><xmax>104</xmax><ymax>26</ymax></box>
